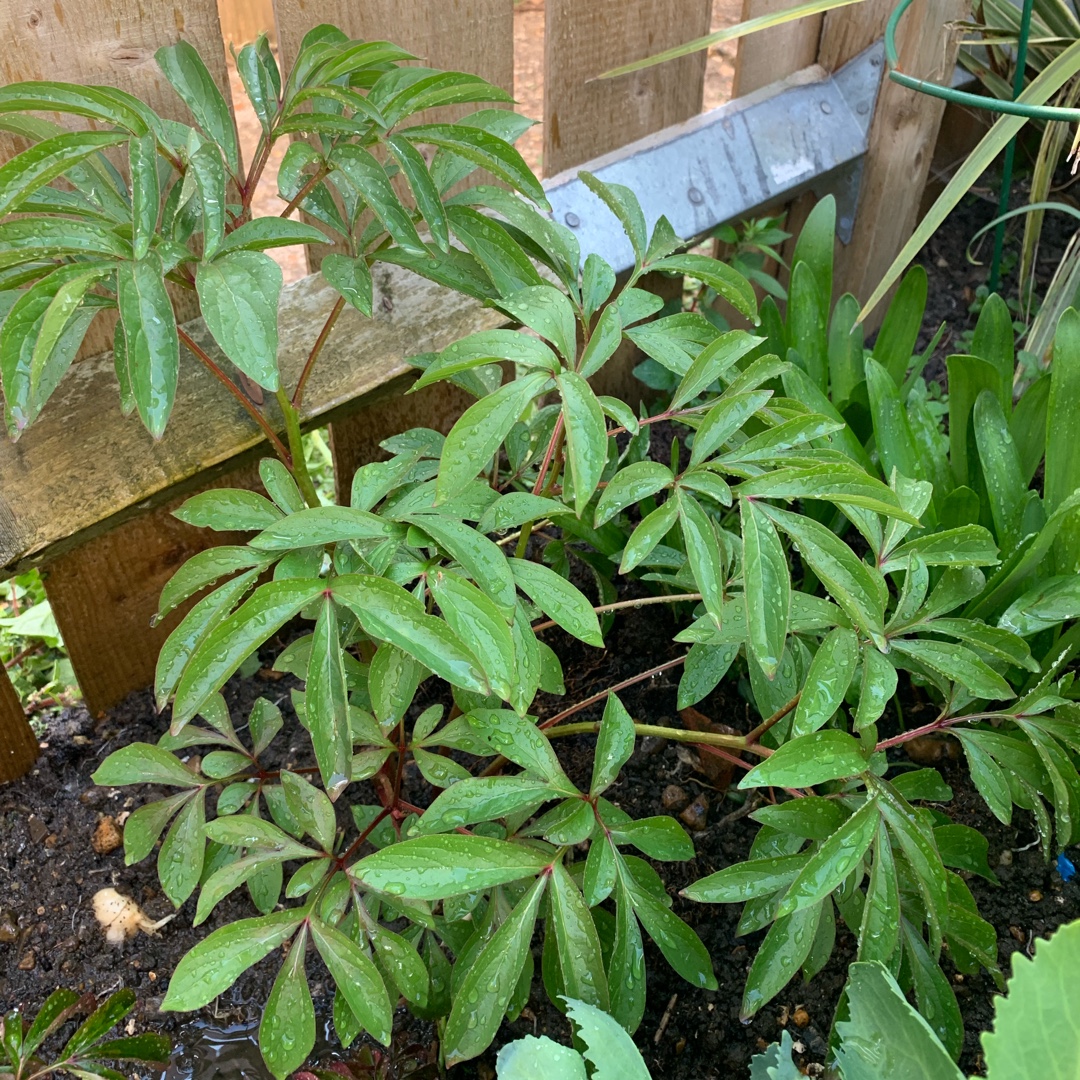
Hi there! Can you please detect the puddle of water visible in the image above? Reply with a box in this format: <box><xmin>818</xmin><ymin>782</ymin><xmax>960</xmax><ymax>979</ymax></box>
<box><xmin>150</xmin><ymin>1019</ymin><xmax>275</xmax><ymax>1080</ymax></box>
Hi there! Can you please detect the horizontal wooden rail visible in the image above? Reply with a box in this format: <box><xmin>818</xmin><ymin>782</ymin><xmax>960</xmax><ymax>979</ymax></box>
<box><xmin>0</xmin><ymin>264</ymin><xmax>506</xmax><ymax>578</ymax></box>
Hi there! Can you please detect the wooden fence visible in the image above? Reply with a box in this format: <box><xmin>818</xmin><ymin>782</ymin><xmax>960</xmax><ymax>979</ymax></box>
<box><xmin>0</xmin><ymin>0</ymin><xmax>964</xmax><ymax>780</ymax></box>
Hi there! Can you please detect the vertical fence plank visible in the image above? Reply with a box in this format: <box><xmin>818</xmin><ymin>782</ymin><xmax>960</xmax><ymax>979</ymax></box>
<box><xmin>273</xmin><ymin>0</ymin><xmax>516</xmax><ymax>484</ymax></box>
<box><xmin>218</xmin><ymin>0</ymin><xmax>277</xmax><ymax>50</ymax></box>
<box><xmin>732</xmin><ymin>0</ymin><xmax>823</xmax><ymax>97</ymax></box>
<box><xmin>0</xmin><ymin>665</ymin><xmax>38</xmax><ymax>783</ymax></box>
<box><xmin>543</xmin><ymin>0</ymin><xmax>712</xmax><ymax>177</ymax></box>
<box><xmin>42</xmin><ymin>465</ymin><xmax>262</xmax><ymax>716</ymax></box>
<box><xmin>820</xmin><ymin>0</ymin><xmax>965</xmax><ymax>320</ymax></box>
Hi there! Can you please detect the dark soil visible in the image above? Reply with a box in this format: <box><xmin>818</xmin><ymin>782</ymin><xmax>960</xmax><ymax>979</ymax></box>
<box><xmin>2</xmin><ymin>591</ymin><xmax>1078</xmax><ymax>1079</ymax></box>
<box><xmin>4</xmin><ymin>183</ymin><xmax>1080</xmax><ymax>1079</ymax></box>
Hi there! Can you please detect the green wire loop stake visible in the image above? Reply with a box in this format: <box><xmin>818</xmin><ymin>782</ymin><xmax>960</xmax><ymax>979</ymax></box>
<box><xmin>886</xmin><ymin>0</ymin><xmax>1066</xmax><ymax>291</ymax></box>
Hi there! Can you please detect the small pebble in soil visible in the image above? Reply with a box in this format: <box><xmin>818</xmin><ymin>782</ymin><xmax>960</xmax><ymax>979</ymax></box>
<box><xmin>999</xmin><ymin>849</ymin><xmax>1014</xmax><ymax>866</ymax></box>
<box><xmin>0</xmin><ymin>911</ymin><xmax>18</xmax><ymax>942</ymax></box>
<box><xmin>661</xmin><ymin>784</ymin><xmax>690</xmax><ymax>812</ymax></box>
<box><xmin>793</xmin><ymin>1006</ymin><xmax>810</xmax><ymax>1028</ymax></box>
<box><xmin>680</xmin><ymin>793</ymin><xmax>709</xmax><ymax>831</ymax></box>
<box><xmin>92</xmin><ymin>815</ymin><xmax>123</xmax><ymax>855</ymax></box>
<box><xmin>27</xmin><ymin>816</ymin><xmax>48</xmax><ymax>844</ymax></box>
<box><xmin>1030</xmin><ymin>889</ymin><xmax>1044</xmax><ymax>902</ymax></box>
<box><xmin>18</xmin><ymin>950</ymin><xmax>34</xmax><ymax>971</ymax></box>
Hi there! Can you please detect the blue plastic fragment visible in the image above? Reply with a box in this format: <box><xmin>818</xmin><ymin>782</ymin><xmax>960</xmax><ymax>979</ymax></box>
<box><xmin>1057</xmin><ymin>852</ymin><xmax>1076</xmax><ymax>882</ymax></box>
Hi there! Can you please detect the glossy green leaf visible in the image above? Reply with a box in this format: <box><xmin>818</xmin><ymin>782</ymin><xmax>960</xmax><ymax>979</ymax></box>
<box><xmin>627</xmin><ymin>878</ymin><xmax>717</xmax><ymax>990</ymax></box>
<box><xmin>162</xmin><ymin>910</ymin><xmax>304</xmax><ymax>1011</ymax></box>
<box><xmin>351</xmin><ymin>834</ymin><xmax>550</xmax><ymax>899</ymax></box>
<box><xmin>594</xmin><ymin>461</ymin><xmax>673</xmax><ymax>527</ymax></box>
<box><xmin>791</xmin><ymin>627</ymin><xmax>857</xmax><ymax>737</ymax></box>
<box><xmin>558</xmin><ymin>371</ymin><xmax>608</xmax><ymax>515</ymax></box>
<box><xmin>401</xmin><ymin>123</ymin><xmax>547</xmax><ymax>209</ymax></box>
<box><xmin>445</xmin><ymin>875</ymin><xmax>548</xmax><ymax>1065</ymax></box>
<box><xmin>158</xmin><ymin>790</ymin><xmax>206</xmax><ymax>906</ymax></box>
<box><xmin>741</xmin><ymin>730</ymin><xmax>868</xmax><ymax>789</ymax></box>
<box><xmin>173</xmin><ymin>489</ymin><xmax>283</xmax><ymax>532</ymax></box>
<box><xmin>671</xmin><ymin>330</ymin><xmax>761</xmax><ymax>410</ymax></box>
<box><xmin>259</xmin><ymin>924</ymin><xmax>314</xmax><ymax>1080</ymax></box>
<box><xmin>760</xmin><ymin>504</ymin><xmax>886</xmax><ymax>647</ymax></box>
<box><xmin>500</xmin><ymin>284</ymin><xmax>577</xmax><ymax>364</ymax></box>
<box><xmin>742</xmin><ymin>498</ymin><xmax>790</xmax><ymax>678</ymax></box>
<box><xmin>117</xmin><ymin>253</ymin><xmax>178</xmax><ymax>439</ymax></box>
<box><xmin>550</xmin><ymin>861</ymin><xmax>609</xmax><ymax>1009</ymax></box>
<box><xmin>218</xmin><ymin>218</ymin><xmax>330</xmax><ymax>256</ymax></box>
<box><xmin>92</xmin><ymin>743</ymin><xmax>200</xmax><ymax>788</ymax></box>
<box><xmin>649</xmin><ymin>253</ymin><xmax>757</xmax><ymax>321</ymax></box>
<box><xmin>677</xmin><ymin>489</ymin><xmax>725</xmax><ymax>627</ymax></box>
<box><xmin>309</xmin><ymin>916</ymin><xmax>392</xmax><ymax>1045</ymax></box>
<box><xmin>752</xmin><ymin>796</ymin><xmax>850</xmax><ymax>841</ymax></box>
<box><xmin>62</xmin><ymin>989</ymin><xmax>136</xmax><ymax>1059</ymax></box>
<box><xmin>619</xmin><ymin>498</ymin><xmax>678</xmax><ymax>573</ymax></box>
<box><xmin>409</xmin><ymin>513</ymin><xmax>516</xmax><ymax>617</ymax></box>
<box><xmin>156</xmin><ymin>42</ymin><xmax>240</xmax><ymax>173</ymax></box>
<box><xmin>740</xmin><ymin>902</ymin><xmax>822</xmax><ymax>1018</ymax></box>
<box><xmin>415</xmin><ymin>776</ymin><xmax>554</xmax><ymax>834</ymax></box>
<box><xmin>855</xmin><ymin>647</ymin><xmax>897</xmax><ymax>731</ymax></box>
<box><xmin>438</xmin><ymin>371</ymin><xmax>551</xmax><ymax>502</ymax></box>
<box><xmin>172</xmin><ymin>578</ymin><xmax>325</xmax><ymax>727</ymax></box>
<box><xmin>333</xmin><ymin>574</ymin><xmax>487</xmax><ymax>693</ymax></box>
<box><xmin>777</xmin><ymin>797</ymin><xmax>877</xmax><ymax>917</ymax></box>
<box><xmin>591</xmin><ymin>693</ymin><xmax>635</xmax><ymax>797</ymax></box>
<box><xmin>196</xmin><ymin>251</ymin><xmax>282</xmax><ymax>391</ymax></box>
<box><xmin>578</xmin><ymin>171</ymin><xmax>647</xmax><ymax>262</ymax></box>
<box><xmin>511</xmin><ymin>558</ymin><xmax>603</xmax><ymax>646</ymax></box>
<box><xmin>683</xmin><ymin>852</ymin><xmax>808</xmax><ymax>904</ymax></box>
<box><xmin>889</xmin><ymin>638</ymin><xmax>1014</xmax><ymax>700</ymax></box>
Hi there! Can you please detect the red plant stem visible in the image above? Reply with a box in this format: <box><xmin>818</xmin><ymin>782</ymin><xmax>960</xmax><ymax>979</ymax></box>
<box><xmin>744</xmin><ymin>693</ymin><xmax>801</xmax><ymax>745</ymax></box>
<box><xmin>531</xmin><ymin>593</ymin><xmax>703</xmax><ymax>634</ymax></box>
<box><xmin>241</xmin><ymin>134</ymin><xmax>274</xmax><ymax>215</ymax></box>
<box><xmin>280</xmin><ymin>165</ymin><xmax>332</xmax><ymax>219</ymax></box>
<box><xmin>4</xmin><ymin>644</ymin><xmax>41</xmax><ymax>669</ymax></box>
<box><xmin>292</xmin><ymin>296</ymin><xmax>346</xmax><ymax>409</ymax></box>
<box><xmin>605</xmin><ymin>401</ymin><xmax>716</xmax><ymax>440</ymax></box>
<box><xmin>533</xmin><ymin>413</ymin><xmax>565</xmax><ymax>496</ymax></box>
<box><xmin>539</xmin><ymin>654</ymin><xmax>687</xmax><ymax>731</ymax></box>
<box><xmin>875</xmin><ymin>710</ymin><xmax>1001</xmax><ymax>752</ymax></box>
<box><xmin>337</xmin><ymin>805</ymin><xmax>392</xmax><ymax>868</ymax></box>
<box><xmin>177</xmin><ymin>327</ymin><xmax>293</xmax><ymax>466</ymax></box>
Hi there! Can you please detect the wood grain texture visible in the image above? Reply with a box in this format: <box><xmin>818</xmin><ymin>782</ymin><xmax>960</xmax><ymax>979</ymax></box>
<box><xmin>543</xmin><ymin>0</ymin><xmax>712</xmax><ymax>177</ymax></box>
<box><xmin>43</xmin><ymin>466</ymin><xmax>259</xmax><ymax>715</ymax></box>
<box><xmin>732</xmin><ymin>0</ymin><xmax>823</xmax><ymax>97</ymax></box>
<box><xmin>0</xmin><ymin>0</ymin><xmax>236</xmax><ymax>355</ymax></box>
<box><xmin>0</xmin><ymin>264</ymin><xmax>507</xmax><ymax>577</ymax></box>
<box><xmin>0</xmin><ymin>664</ymin><xmax>37</xmax><ymax>783</ymax></box>
<box><xmin>822</xmin><ymin>0</ymin><xmax>965</xmax><ymax>322</ymax></box>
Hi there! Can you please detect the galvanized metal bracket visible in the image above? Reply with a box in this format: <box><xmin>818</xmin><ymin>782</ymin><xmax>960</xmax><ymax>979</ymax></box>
<box><xmin>542</xmin><ymin>41</ymin><xmax>886</xmax><ymax>273</ymax></box>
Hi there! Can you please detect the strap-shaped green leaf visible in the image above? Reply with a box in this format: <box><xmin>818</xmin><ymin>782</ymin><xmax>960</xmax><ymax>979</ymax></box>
<box><xmin>156</xmin><ymin>42</ymin><xmax>241</xmax><ymax>174</ymax></box>
<box><xmin>258</xmin><ymin>923</ymin><xmax>315</xmax><ymax>1078</ymax></box>
<box><xmin>305</xmin><ymin>597</ymin><xmax>352</xmax><ymax>800</ymax></box>
<box><xmin>401</xmin><ymin>122</ymin><xmax>547</xmax><ymax>209</ymax></box>
<box><xmin>333</xmin><ymin>573</ymin><xmax>488</xmax><ymax>693</ymax></box>
<box><xmin>759</xmin><ymin>503</ymin><xmax>887</xmax><ymax>648</ymax></box>
<box><xmin>741</xmin><ymin>497</ymin><xmax>790</xmax><ymax>678</ymax></box>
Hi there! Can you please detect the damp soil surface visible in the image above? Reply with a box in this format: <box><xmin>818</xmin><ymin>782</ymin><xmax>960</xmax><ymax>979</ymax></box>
<box><xmin>1</xmin><ymin>591</ymin><xmax>1077</xmax><ymax>1080</ymax></box>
